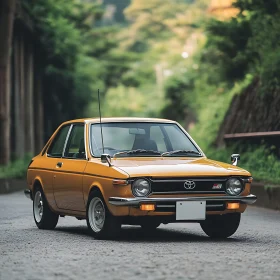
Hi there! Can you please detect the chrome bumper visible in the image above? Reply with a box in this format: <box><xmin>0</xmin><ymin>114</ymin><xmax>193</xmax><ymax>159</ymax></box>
<box><xmin>109</xmin><ymin>194</ymin><xmax>257</xmax><ymax>206</ymax></box>
<box><xmin>24</xmin><ymin>189</ymin><xmax>32</xmax><ymax>200</ymax></box>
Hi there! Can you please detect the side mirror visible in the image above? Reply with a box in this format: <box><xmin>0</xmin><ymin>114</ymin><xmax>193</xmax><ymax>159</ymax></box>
<box><xmin>231</xmin><ymin>154</ymin><xmax>240</xmax><ymax>166</ymax></box>
<box><xmin>101</xmin><ymin>154</ymin><xmax>112</xmax><ymax>167</ymax></box>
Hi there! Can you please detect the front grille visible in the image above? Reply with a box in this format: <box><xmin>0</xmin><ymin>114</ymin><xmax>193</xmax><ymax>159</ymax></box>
<box><xmin>151</xmin><ymin>177</ymin><xmax>228</xmax><ymax>194</ymax></box>
<box><xmin>155</xmin><ymin>201</ymin><xmax>226</xmax><ymax>212</ymax></box>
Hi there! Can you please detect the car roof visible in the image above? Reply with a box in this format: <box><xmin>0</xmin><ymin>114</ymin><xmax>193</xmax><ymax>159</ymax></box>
<box><xmin>62</xmin><ymin>117</ymin><xmax>177</xmax><ymax>125</ymax></box>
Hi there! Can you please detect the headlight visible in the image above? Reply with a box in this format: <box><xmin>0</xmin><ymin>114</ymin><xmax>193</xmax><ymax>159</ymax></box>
<box><xmin>226</xmin><ymin>178</ymin><xmax>243</xmax><ymax>195</ymax></box>
<box><xmin>132</xmin><ymin>178</ymin><xmax>151</xmax><ymax>197</ymax></box>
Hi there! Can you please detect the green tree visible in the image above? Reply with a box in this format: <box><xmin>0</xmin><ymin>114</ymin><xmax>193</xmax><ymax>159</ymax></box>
<box><xmin>23</xmin><ymin>0</ymin><xmax>134</xmax><ymax>133</ymax></box>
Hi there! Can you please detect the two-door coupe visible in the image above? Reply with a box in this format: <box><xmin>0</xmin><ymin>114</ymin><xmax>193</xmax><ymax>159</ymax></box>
<box><xmin>25</xmin><ymin>118</ymin><xmax>257</xmax><ymax>239</ymax></box>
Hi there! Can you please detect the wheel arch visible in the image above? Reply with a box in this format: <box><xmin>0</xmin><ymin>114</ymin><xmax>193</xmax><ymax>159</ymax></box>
<box><xmin>87</xmin><ymin>183</ymin><xmax>105</xmax><ymax>205</ymax></box>
<box><xmin>32</xmin><ymin>177</ymin><xmax>44</xmax><ymax>195</ymax></box>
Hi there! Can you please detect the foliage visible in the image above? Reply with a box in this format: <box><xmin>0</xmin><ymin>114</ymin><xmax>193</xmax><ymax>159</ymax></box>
<box><xmin>7</xmin><ymin>0</ymin><xmax>277</xmax><ymax>186</ymax></box>
<box><xmin>189</xmin><ymin>74</ymin><xmax>253</xmax><ymax>150</ymax></box>
<box><xmin>161</xmin><ymin>75</ymin><xmax>194</xmax><ymax>122</ymax></box>
<box><xmin>206</xmin><ymin>144</ymin><xmax>280</xmax><ymax>184</ymax></box>
<box><xmin>23</xmin><ymin>0</ymin><xmax>134</xmax><ymax>132</ymax></box>
<box><xmin>0</xmin><ymin>155</ymin><xmax>31</xmax><ymax>179</ymax></box>
<box><xmin>160</xmin><ymin>0</ymin><xmax>280</xmax><ymax>184</ymax></box>
<box><xmin>205</xmin><ymin>0</ymin><xmax>280</xmax><ymax>91</ymax></box>
<box><xmin>103</xmin><ymin>0</ymin><xmax>209</xmax><ymax>118</ymax></box>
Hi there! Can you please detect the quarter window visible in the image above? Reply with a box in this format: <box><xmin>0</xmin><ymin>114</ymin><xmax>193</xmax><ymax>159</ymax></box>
<box><xmin>47</xmin><ymin>125</ymin><xmax>71</xmax><ymax>157</ymax></box>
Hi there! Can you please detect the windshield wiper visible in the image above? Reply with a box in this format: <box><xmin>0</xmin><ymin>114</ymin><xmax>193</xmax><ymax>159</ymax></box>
<box><xmin>161</xmin><ymin>150</ymin><xmax>202</xmax><ymax>157</ymax></box>
<box><xmin>114</xmin><ymin>149</ymin><xmax>161</xmax><ymax>157</ymax></box>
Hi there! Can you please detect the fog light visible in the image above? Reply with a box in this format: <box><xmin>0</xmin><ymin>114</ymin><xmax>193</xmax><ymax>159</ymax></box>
<box><xmin>140</xmin><ymin>204</ymin><xmax>155</xmax><ymax>211</ymax></box>
<box><xmin>227</xmin><ymin>202</ymin><xmax>240</xmax><ymax>210</ymax></box>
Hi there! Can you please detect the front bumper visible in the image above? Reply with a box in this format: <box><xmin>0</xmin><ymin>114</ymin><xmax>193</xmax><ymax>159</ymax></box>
<box><xmin>109</xmin><ymin>194</ymin><xmax>257</xmax><ymax>206</ymax></box>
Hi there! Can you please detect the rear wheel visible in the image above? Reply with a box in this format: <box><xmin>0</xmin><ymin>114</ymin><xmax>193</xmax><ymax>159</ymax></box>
<box><xmin>200</xmin><ymin>213</ymin><xmax>241</xmax><ymax>238</ymax></box>
<box><xmin>33</xmin><ymin>187</ymin><xmax>59</xmax><ymax>229</ymax></box>
<box><xmin>86</xmin><ymin>190</ymin><xmax>121</xmax><ymax>239</ymax></box>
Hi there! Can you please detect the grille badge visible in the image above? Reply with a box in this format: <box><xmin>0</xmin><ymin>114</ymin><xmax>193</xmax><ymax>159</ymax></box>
<box><xmin>212</xmin><ymin>183</ymin><xmax>223</xmax><ymax>189</ymax></box>
<box><xmin>184</xmin><ymin>180</ymin><xmax>196</xmax><ymax>190</ymax></box>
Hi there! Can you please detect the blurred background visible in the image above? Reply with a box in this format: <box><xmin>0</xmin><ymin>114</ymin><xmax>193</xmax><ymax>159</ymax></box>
<box><xmin>0</xmin><ymin>0</ymin><xmax>280</xmax><ymax>185</ymax></box>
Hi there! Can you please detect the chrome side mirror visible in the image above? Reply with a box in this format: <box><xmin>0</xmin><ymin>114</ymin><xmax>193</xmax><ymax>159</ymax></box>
<box><xmin>101</xmin><ymin>154</ymin><xmax>112</xmax><ymax>167</ymax></box>
<box><xmin>231</xmin><ymin>154</ymin><xmax>240</xmax><ymax>166</ymax></box>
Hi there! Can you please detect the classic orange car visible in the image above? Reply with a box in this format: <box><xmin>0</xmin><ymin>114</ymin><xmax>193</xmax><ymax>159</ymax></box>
<box><xmin>25</xmin><ymin>118</ymin><xmax>257</xmax><ymax>239</ymax></box>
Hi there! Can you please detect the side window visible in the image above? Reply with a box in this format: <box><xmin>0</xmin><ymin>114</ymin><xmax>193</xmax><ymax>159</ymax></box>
<box><xmin>48</xmin><ymin>125</ymin><xmax>71</xmax><ymax>157</ymax></box>
<box><xmin>64</xmin><ymin>125</ymin><xmax>85</xmax><ymax>159</ymax></box>
<box><xmin>150</xmin><ymin>126</ymin><xmax>167</xmax><ymax>152</ymax></box>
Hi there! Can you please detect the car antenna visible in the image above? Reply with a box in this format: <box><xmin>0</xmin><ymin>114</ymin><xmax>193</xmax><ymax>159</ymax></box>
<box><xmin>98</xmin><ymin>89</ymin><xmax>105</xmax><ymax>154</ymax></box>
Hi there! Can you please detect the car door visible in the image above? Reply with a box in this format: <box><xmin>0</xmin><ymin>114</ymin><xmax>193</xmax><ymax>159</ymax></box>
<box><xmin>52</xmin><ymin>124</ymin><xmax>88</xmax><ymax>212</ymax></box>
<box><xmin>43</xmin><ymin>124</ymin><xmax>72</xmax><ymax>209</ymax></box>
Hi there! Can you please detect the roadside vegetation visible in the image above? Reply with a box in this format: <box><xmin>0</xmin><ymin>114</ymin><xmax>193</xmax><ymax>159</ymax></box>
<box><xmin>160</xmin><ymin>0</ymin><xmax>280</xmax><ymax>184</ymax></box>
<box><xmin>1</xmin><ymin>0</ymin><xmax>279</xmax><ymax>183</ymax></box>
<box><xmin>103</xmin><ymin>0</ymin><xmax>280</xmax><ymax>184</ymax></box>
<box><xmin>185</xmin><ymin>0</ymin><xmax>280</xmax><ymax>183</ymax></box>
<box><xmin>0</xmin><ymin>155</ymin><xmax>31</xmax><ymax>179</ymax></box>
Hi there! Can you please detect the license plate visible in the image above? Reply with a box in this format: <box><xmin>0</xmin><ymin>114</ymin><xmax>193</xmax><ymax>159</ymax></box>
<box><xmin>176</xmin><ymin>201</ymin><xmax>206</xmax><ymax>220</ymax></box>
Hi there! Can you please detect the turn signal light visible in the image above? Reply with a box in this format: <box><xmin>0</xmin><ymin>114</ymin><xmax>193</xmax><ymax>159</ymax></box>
<box><xmin>140</xmin><ymin>204</ymin><xmax>155</xmax><ymax>211</ymax></box>
<box><xmin>227</xmin><ymin>202</ymin><xmax>240</xmax><ymax>210</ymax></box>
<box><xmin>112</xmin><ymin>179</ymin><xmax>128</xmax><ymax>186</ymax></box>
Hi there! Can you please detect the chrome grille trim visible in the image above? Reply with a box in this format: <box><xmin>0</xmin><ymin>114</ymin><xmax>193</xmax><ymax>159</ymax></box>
<box><xmin>150</xmin><ymin>177</ymin><xmax>229</xmax><ymax>193</ymax></box>
<box><xmin>151</xmin><ymin>191</ymin><xmax>225</xmax><ymax>195</ymax></box>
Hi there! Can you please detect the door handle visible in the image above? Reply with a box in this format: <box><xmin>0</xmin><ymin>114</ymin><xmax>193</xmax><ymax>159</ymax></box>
<box><xmin>56</xmin><ymin>162</ymin><xmax>63</xmax><ymax>168</ymax></box>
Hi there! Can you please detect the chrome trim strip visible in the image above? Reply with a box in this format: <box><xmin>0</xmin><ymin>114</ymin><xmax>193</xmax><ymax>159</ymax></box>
<box><xmin>108</xmin><ymin>194</ymin><xmax>257</xmax><ymax>206</ymax></box>
<box><xmin>62</xmin><ymin>124</ymin><xmax>73</xmax><ymax>157</ymax></box>
<box><xmin>206</xmin><ymin>204</ymin><xmax>224</xmax><ymax>208</ymax></box>
<box><xmin>156</xmin><ymin>204</ymin><xmax>224</xmax><ymax>208</ymax></box>
<box><xmin>156</xmin><ymin>205</ymin><xmax>175</xmax><ymax>208</ymax></box>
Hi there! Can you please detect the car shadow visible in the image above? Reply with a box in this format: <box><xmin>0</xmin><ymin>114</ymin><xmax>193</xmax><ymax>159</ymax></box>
<box><xmin>54</xmin><ymin>225</ymin><xmax>245</xmax><ymax>243</ymax></box>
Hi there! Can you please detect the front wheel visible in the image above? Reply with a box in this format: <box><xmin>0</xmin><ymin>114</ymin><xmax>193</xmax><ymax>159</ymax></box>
<box><xmin>33</xmin><ymin>187</ymin><xmax>59</xmax><ymax>229</ymax></box>
<box><xmin>86</xmin><ymin>190</ymin><xmax>121</xmax><ymax>239</ymax></box>
<box><xmin>200</xmin><ymin>213</ymin><xmax>241</xmax><ymax>238</ymax></box>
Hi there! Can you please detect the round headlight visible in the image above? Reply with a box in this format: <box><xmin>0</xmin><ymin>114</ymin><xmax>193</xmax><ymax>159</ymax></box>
<box><xmin>132</xmin><ymin>179</ymin><xmax>151</xmax><ymax>197</ymax></box>
<box><xmin>226</xmin><ymin>178</ymin><xmax>243</xmax><ymax>196</ymax></box>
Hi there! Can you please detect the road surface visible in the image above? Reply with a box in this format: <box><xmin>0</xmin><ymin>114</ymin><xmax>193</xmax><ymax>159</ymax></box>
<box><xmin>0</xmin><ymin>192</ymin><xmax>279</xmax><ymax>280</ymax></box>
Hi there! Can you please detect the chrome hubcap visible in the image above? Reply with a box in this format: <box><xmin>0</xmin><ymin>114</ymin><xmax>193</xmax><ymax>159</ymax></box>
<box><xmin>34</xmin><ymin>191</ymin><xmax>43</xmax><ymax>223</ymax></box>
<box><xmin>88</xmin><ymin>197</ymin><xmax>105</xmax><ymax>232</ymax></box>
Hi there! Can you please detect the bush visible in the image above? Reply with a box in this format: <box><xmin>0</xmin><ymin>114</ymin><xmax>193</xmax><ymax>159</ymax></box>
<box><xmin>206</xmin><ymin>144</ymin><xmax>280</xmax><ymax>184</ymax></box>
<box><xmin>0</xmin><ymin>155</ymin><xmax>32</xmax><ymax>179</ymax></box>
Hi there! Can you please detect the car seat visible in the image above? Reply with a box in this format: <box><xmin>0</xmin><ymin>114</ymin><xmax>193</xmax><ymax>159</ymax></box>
<box><xmin>132</xmin><ymin>135</ymin><xmax>158</xmax><ymax>151</ymax></box>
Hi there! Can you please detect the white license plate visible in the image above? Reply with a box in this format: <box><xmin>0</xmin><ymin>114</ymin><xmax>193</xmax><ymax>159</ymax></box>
<box><xmin>176</xmin><ymin>201</ymin><xmax>206</xmax><ymax>220</ymax></box>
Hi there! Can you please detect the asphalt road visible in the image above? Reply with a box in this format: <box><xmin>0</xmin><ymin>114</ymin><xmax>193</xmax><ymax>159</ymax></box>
<box><xmin>0</xmin><ymin>192</ymin><xmax>279</xmax><ymax>280</ymax></box>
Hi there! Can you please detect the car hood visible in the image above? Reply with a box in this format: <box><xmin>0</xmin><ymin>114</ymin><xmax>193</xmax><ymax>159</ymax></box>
<box><xmin>112</xmin><ymin>157</ymin><xmax>250</xmax><ymax>178</ymax></box>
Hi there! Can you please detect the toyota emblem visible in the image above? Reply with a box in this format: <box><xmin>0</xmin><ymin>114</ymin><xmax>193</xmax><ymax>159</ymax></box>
<box><xmin>184</xmin><ymin>180</ymin><xmax>196</xmax><ymax>190</ymax></box>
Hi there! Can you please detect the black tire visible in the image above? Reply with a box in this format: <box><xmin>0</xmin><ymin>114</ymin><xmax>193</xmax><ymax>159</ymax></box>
<box><xmin>33</xmin><ymin>187</ymin><xmax>59</xmax><ymax>230</ymax></box>
<box><xmin>86</xmin><ymin>190</ymin><xmax>121</xmax><ymax>239</ymax></box>
<box><xmin>200</xmin><ymin>213</ymin><xmax>241</xmax><ymax>238</ymax></box>
<box><xmin>141</xmin><ymin>221</ymin><xmax>161</xmax><ymax>231</ymax></box>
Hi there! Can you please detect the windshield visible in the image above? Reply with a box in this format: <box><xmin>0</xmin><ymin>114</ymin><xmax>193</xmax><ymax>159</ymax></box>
<box><xmin>90</xmin><ymin>122</ymin><xmax>201</xmax><ymax>157</ymax></box>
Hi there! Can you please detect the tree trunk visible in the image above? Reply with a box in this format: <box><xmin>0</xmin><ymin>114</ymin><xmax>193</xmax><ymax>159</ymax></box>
<box><xmin>25</xmin><ymin>40</ymin><xmax>35</xmax><ymax>155</ymax></box>
<box><xmin>0</xmin><ymin>0</ymin><xmax>16</xmax><ymax>165</ymax></box>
